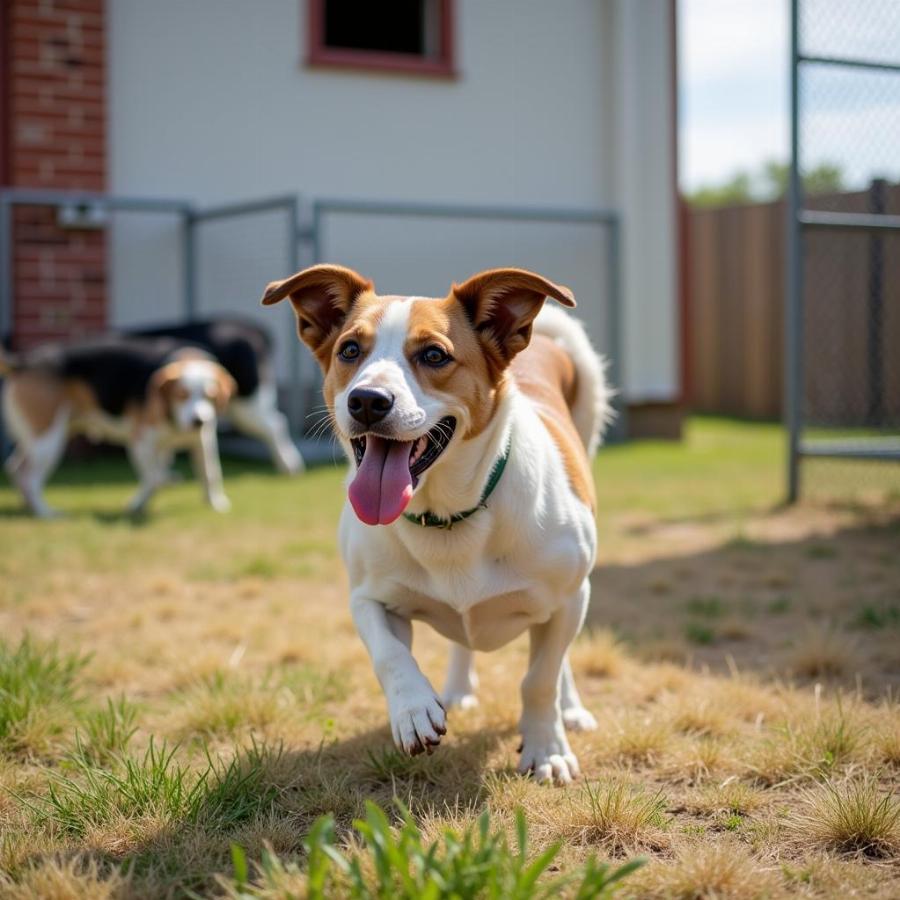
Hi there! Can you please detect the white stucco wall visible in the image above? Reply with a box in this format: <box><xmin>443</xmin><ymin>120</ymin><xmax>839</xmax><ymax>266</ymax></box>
<box><xmin>108</xmin><ymin>0</ymin><xmax>678</xmax><ymax>403</ymax></box>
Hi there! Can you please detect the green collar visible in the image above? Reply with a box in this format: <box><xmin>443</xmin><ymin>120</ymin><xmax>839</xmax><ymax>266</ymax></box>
<box><xmin>403</xmin><ymin>439</ymin><xmax>511</xmax><ymax>530</ymax></box>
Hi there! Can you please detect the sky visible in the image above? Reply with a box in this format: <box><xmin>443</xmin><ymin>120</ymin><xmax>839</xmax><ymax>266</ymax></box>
<box><xmin>678</xmin><ymin>0</ymin><xmax>900</xmax><ymax>193</ymax></box>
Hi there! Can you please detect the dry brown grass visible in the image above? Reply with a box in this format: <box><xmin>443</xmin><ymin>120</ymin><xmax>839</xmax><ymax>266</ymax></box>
<box><xmin>0</xmin><ymin>423</ymin><xmax>898</xmax><ymax>897</ymax></box>
<box><xmin>787</xmin><ymin>626</ymin><xmax>862</xmax><ymax>680</ymax></box>
<box><xmin>789</xmin><ymin>775</ymin><xmax>900</xmax><ymax>858</ymax></box>
<box><xmin>568</xmin><ymin>628</ymin><xmax>627</xmax><ymax>679</ymax></box>
<box><xmin>683</xmin><ymin>778</ymin><xmax>767</xmax><ymax>817</ymax></box>
<box><xmin>0</xmin><ymin>858</ymin><xmax>131</xmax><ymax>900</ymax></box>
<box><xmin>604</xmin><ymin>711</ymin><xmax>674</xmax><ymax>767</ymax></box>
<box><xmin>551</xmin><ymin>778</ymin><xmax>670</xmax><ymax>855</ymax></box>
<box><xmin>633</xmin><ymin>840</ymin><xmax>783</xmax><ymax>900</ymax></box>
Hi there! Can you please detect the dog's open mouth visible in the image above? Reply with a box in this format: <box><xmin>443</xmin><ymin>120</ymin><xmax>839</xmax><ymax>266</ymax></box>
<box><xmin>348</xmin><ymin>416</ymin><xmax>456</xmax><ymax>526</ymax></box>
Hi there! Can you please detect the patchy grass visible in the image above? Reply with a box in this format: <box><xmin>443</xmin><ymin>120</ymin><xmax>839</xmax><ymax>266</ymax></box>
<box><xmin>0</xmin><ymin>418</ymin><xmax>898</xmax><ymax>897</ymax></box>
<box><xmin>76</xmin><ymin>696</ymin><xmax>139</xmax><ymax>764</ymax></box>
<box><xmin>223</xmin><ymin>804</ymin><xmax>644</xmax><ymax>899</ymax></box>
<box><xmin>30</xmin><ymin>738</ymin><xmax>278</xmax><ymax>838</ymax></box>
<box><xmin>0</xmin><ymin>636</ymin><xmax>88</xmax><ymax>756</ymax></box>
<box><xmin>557</xmin><ymin>780</ymin><xmax>669</xmax><ymax>855</ymax></box>
<box><xmin>788</xmin><ymin>625</ymin><xmax>861</xmax><ymax>679</ymax></box>
<box><xmin>790</xmin><ymin>776</ymin><xmax>900</xmax><ymax>857</ymax></box>
<box><xmin>634</xmin><ymin>840</ymin><xmax>781</xmax><ymax>899</ymax></box>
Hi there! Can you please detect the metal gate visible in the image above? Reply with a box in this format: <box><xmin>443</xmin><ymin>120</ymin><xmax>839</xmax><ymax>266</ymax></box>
<box><xmin>1</xmin><ymin>190</ymin><xmax>622</xmax><ymax>450</ymax></box>
<box><xmin>785</xmin><ymin>0</ymin><xmax>900</xmax><ymax>501</ymax></box>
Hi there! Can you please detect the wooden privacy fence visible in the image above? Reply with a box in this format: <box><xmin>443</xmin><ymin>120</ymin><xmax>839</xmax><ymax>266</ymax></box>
<box><xmin>687</xmin><ymin>182</ymin><xmax>900</xmax><ymax>425</ymax></box>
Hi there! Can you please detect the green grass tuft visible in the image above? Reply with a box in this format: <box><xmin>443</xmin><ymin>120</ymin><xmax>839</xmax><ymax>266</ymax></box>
<box><xmin>0</xmin><ymin>636</ymin><xmax>89</xmax><ymax>753</ymax></box>
<box><xmin>225</xmin><ymin>802</ymin><xmax>644</xmax><ymax>899</ymax></box>
<box><xmin>767</xmin><ymin>595</ymin><xmax>792</xmax><ymax>614</ymax></box>
<box><xmin>853</xmin><ymin>603</ymin><xmax>900</xmax><ymax>630</ymax></box>
<box><xmin>685</xmin><ymin>596</ymin><xmax>725</xmax><ymax>618</ymax></box>
<box><xmin>30</xmin><ymin>738</ymin><xmax>280</xmax><ymax>837</ymax></box>
<box><xmin>792</xmin><ymin>776</ymin><xmax>900</xmax><ymax>857</ymax></box>
<box><xmin>75</xmin><ymin>696</ymin><xmax>138</xmax><ymax>764</ymax></box>
<box><xmin>563</xmin><ymin>780</ymin><xmax>669</xmax><ymax>854</ymax></box>
<box><xmin>684</xmin><ymin>623</ymin><xmax>716</xmax><ymax>645</ymax></box>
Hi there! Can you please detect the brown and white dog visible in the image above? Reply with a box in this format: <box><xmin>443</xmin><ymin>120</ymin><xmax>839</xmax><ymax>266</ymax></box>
<box><xmin>2</xmin><ymin>336</ymin><xmax>236</xmax><ymax>517</ymax></box>
<box><xmin>263</xmin><ymin>264</ymin><xmax>610</xmax><ymax>784</ymax></box>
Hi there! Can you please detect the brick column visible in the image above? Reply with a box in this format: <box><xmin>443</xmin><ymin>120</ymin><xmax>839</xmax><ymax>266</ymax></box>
<box><xmin>5</xmin><ymin>0</ymin><xmax>106</xmax><ymax>349</ymax></box>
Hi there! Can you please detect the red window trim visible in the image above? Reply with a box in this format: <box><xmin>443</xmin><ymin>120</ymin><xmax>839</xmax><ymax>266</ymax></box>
<box><xmin>306</xmin><ymin>0</ymin><xmax>456</xmax><ymax>79</ymax></box>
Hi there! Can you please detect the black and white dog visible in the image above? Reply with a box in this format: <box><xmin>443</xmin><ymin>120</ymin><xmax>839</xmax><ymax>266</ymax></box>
<box><xmin>2</xmin><ymin>336</ymin><xmax>236</xmax><ymax>516</ymax></box>
<box><xmin>124</xmin><ymin>317</ymin><xmax>304</xmax><ymax>474</ymax></box>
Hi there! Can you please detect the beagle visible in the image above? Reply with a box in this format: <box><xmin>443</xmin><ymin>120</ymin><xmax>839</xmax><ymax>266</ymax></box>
<box><xmin>1</xmin><ymin>336</ymin><xmax>236</xmax><ymax>517</ymax></box>
<box><xmin>263</xmin><ymin>264</ymin><xmax>611</xmax><ymax>785</ymax></box>
<box><xmin>125</xmin><ymin>317</ymin><xmax>303</xmax><ymax>474</ymax></box>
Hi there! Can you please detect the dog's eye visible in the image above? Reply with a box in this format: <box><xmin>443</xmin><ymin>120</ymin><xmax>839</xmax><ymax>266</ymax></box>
<box><xmin>421</xmin><ymin>346</ymin><xmax>451</xmax><ymax>367</ymax></box>
<box><xmin>338</xmin><ymin>341</ymin><xmax>361</xmax><ymax>362</ymax></box>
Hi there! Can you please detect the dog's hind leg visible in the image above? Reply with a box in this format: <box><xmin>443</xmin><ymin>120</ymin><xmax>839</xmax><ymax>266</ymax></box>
<box><xmin>3</xmin><ymin>380</ymin><xmax>68</xmax><ymax>517</ymax></box>
<box><xmin>229</xmin><ymin>384</ymin><xmax>304</xmax><ymax>474</ymax></box>
<box><xmin>518</xmin><ymin>582</ymin><xmax>589</xmax><ymax>785</ymax></box>
<box><xmin>442</xmin><ymin>643</ymin><xmax>479</xmax><ymax>710</ymax></box>
<box><xmin>126</xmin><ymin>428</ymin><xmax>171</xmax><ymax>514</ymax></box>
<box><xmin>3</xmin><ymin>446</ymin><xmax>26</xmax><ymax>480</ymax></box>
<box><xmin>17</xmin><ymin>408</ymin><xmax>69</xmax><ymax>518</ymax></box>
<box><xmin>560</xmin><ymin>655</ymin><xmax>598</xmax><ymax>732</ymax></box>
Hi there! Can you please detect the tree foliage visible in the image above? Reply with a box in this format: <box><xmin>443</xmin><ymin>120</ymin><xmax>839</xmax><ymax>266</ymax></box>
<box><xmin>688</xmin><ymin>159</ymin><xmax>846</xmax><ymax>208</ymax></box>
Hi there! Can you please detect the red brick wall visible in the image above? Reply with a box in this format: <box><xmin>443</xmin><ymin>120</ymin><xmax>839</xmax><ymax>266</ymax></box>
<box><xmin>4</xmin><ymin>0</ymin><xmax>107</xmax><ymax>349</ymax></box>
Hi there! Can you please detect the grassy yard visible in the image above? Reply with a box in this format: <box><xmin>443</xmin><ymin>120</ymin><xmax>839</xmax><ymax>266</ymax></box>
<box><xmin>0</xmin><ymin>417</ymin><xmax>898</xmax><ymax>898</ymax></box>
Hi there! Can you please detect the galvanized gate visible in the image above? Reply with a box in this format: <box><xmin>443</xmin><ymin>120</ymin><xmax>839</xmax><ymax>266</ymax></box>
<box><xmin>785</xmin><ymin>0</ymin><xmax>900</xmax><ymax>500</ymax></box>
<box><xmin>1</xmin><ymin>190</ymin><xmax>623</xmax><ymax>451</ymax></box>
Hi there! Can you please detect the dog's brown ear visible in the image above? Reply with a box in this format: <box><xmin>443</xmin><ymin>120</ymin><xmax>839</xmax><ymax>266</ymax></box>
<box><xmin>261</xmin><ymin>264</ymin><xmax>373</xmax><ymax>362</ymax></box>
<box><xmin>143</xmin><ymin>361</ymin><xmax>184</xmax><ymax>427</ymax></box>
<box><xmin>209</xmin><ymin>365</ymin><xmax>237</xmax><ymax>413</ymax></box>
<box><xmin>452</xmin><ymin>268</ymin><xmax>575</xmax><ymax>365</ymax></box>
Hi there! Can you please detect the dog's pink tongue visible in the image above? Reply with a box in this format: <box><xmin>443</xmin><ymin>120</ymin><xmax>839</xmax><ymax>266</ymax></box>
<box><xmin>348</xmin><ymin>436</ymin><xmax>414</xmax><ymax>526</ymax></box>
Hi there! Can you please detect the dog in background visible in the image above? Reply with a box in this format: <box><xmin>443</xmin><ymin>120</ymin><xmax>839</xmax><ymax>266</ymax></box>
<box><xmin>263</xmin><ymin>264</ymin><xmax>610</xmax><ymax>784</ymax></box>
<box><xmin>2</xmin><ymin>336</ymin><xmax>236</xmax><ymax>516</ymax></box>
<box><xmin>124</xmin><ymin>317</ymin><xmax>303</xmax><ymax>474</ymax></box>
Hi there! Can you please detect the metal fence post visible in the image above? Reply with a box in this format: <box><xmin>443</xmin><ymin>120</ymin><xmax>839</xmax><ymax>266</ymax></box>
<box><xmin>607</xmin><ymin>215</ymin><xmax>626</xmax><ymax>442</ymax></box>
<box><xmin>183</xmin><ymin>208</ymin><xmax>197</xmax><ymax>320</ymax></box>
<box><xmin>866</xmin><ymin>178</ymin><xmax>886</xmax><ymax>427</ymax></box>
<box><xmin>286</xmin><ymin>194</ymin><xmax>305</xmax><ymax>436</ymax></box>
<box><xmin>785</xmin><ymin>0</ymin><xmax>803</xmax><ymax>504</ymax></box>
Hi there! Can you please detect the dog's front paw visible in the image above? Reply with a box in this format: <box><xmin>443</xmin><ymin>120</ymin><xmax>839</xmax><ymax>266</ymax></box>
<box><xmin>208</xmin><ymin>494</ymin><xmax>231</xmax><ymax>513</ymax></box>
<box><xmin>33</xmin><ymin>505</ymin><xmax>63</xmax><ymax>520</ymax></box>
<box><xmin>390</xmin><ymin>690</ymin><xmax>447</xmax><ymax>756</ymax></box>
<box><xmin>442</xmin><ymin>689</ymin><xmax>479</xmax><ymax>711</ymax></box>
<box><xmin>518</xmin><ymin>721</ymin><xmax>580</xmax><ymax>785</ymax></box>
<box><xmin>125</xmin><ymin>496</ymin><xmax>149</xmax><ymax>516</ymax></box>
<box><xmin>563</xmin><ymin>705</ymin><xmax>598</xmax><ymax>732</ymax></box>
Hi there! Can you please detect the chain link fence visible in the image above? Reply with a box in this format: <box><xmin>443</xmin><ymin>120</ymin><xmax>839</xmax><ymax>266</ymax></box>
<box><xmin>786</xmin><ymin>0</ymin><xmax>900</xmax><ymax>502</ymax></box>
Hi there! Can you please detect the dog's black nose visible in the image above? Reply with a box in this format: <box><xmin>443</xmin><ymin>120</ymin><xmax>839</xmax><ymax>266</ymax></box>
<box><xmin>348</xmin><ymin>387</ymin><xmax>394</xmax><ymax>427</ymax></box>
<box><xmin>191</xmin><ymin>415</ymin><xmax>205</xmax><ymax>428</ymax></box>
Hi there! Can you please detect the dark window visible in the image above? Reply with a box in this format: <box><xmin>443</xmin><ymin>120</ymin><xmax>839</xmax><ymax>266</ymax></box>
<box><xmin>307</xmin><ymin>0</ymin><xmax>455</xmax><ymax>78</ymax></box>
<box><xmin>325</xmin><ymin>0</ymin><xmax>426</xmax><ymax>56</ymax></box>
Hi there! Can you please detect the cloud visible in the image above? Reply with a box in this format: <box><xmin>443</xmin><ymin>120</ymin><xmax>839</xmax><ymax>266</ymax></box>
<box><xmin>679</xmin><ymin>0</ymin><xmax>786</xmax><ymax>83</ymax></box>
<box><xmin>679</xmin><ymin>0</ymin><xmax>788</xmax><ymax>189</ymax></box>
<box><xmin>679</xmin><ymin>0</ymin><xmax>900</xmax><ymax>191</ymax></box>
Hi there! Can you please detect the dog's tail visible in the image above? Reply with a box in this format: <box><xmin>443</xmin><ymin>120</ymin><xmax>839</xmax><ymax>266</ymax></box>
<box><xmin>532</xmin><ymin>304</ymin><xmax>614</xmax><ymax>455</ymax></box>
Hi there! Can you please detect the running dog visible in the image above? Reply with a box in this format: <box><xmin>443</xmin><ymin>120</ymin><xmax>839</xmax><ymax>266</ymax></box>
<box><xmin>262</xmin><ymin>264</ymin><xmax>610</xmax><ymax>784</ymax></box>
<box><xmin>125</xmin><ymin>317</ymin><xmax>303</xmax><ymax>474</ymax></box>
<box><xmin>2</xmin><ymin>336</ymin><xmax>236</xmax><ymax>516</ymax></box>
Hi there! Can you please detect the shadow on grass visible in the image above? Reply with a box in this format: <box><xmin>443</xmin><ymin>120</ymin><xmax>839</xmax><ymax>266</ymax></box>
<box><xmin>20</xmin><ymin>725</ymin><xmax>512</xmax><ymax>897</ymax></box>
<box><xmin>589</xmin><ymin>509</ymin><xmax>900</xmax><ymax>695</ymax></box>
